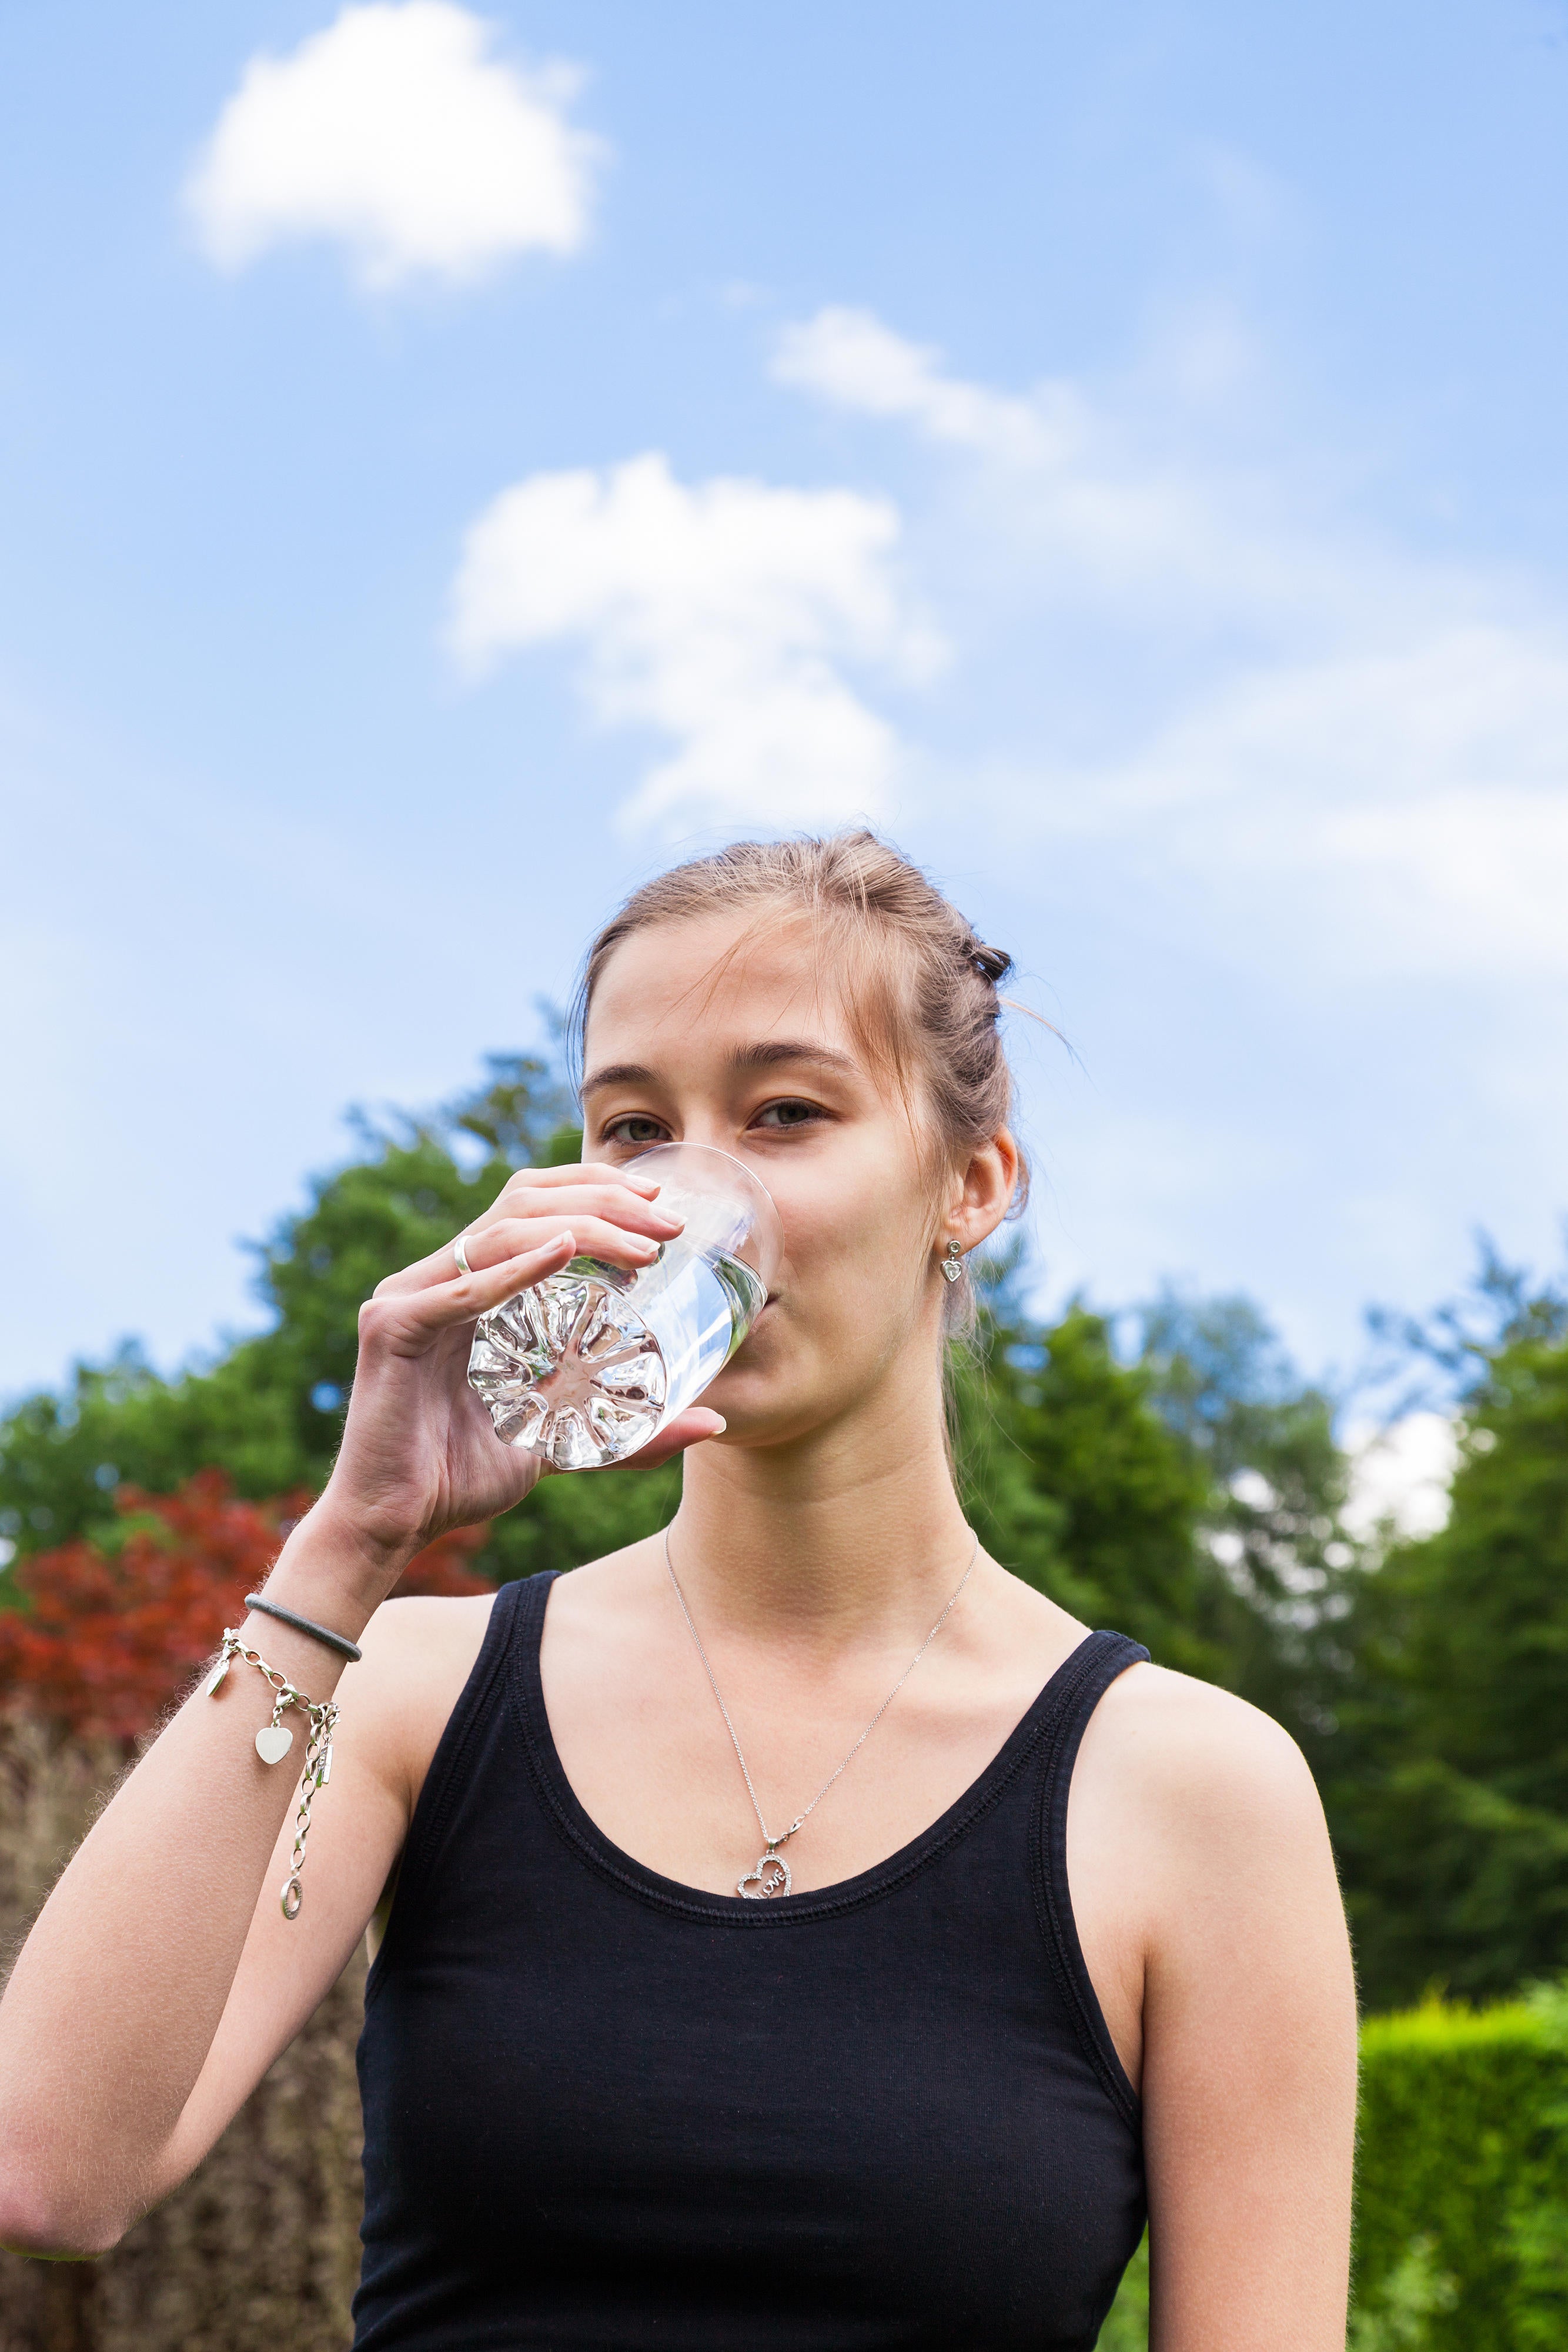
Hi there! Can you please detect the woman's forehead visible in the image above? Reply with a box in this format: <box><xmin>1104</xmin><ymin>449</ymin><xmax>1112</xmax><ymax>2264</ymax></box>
<box><xmin>586</xmin><ymin>911</ymin><xmax>853</xmax><ymax>1050</ymax></box>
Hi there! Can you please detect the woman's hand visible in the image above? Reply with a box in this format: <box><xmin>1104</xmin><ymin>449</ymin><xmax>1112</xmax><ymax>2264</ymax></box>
<box><xmin>309</xmin><ymin>1162</ymin><xmax>720</xmax><ymax>1592</ymax></box>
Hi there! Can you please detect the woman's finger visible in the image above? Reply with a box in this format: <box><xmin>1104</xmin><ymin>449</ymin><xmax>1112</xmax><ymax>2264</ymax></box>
<box><xmin>361</xmin><ymin>1232</ymin><xmax>579</xmax><ymax>1351</ymax></box>
<box><xmin>463</xmin><ymin>1212</ymin><xmax>679</xmax><ymax>1275</ymax></box>
<box><xmin>469</xmin><ymin>1187</ymin><xmax>684</xmax><ymax>1246</ymax></box>
<box><xmin>496</xmin><ymin>1160</ymin><xmax>663</xmax><ymax>1203</ymax></box>
<box><xmin>374</xmin><ymin>1195</ymin><xmax>682</xmax><ymax>1302</ymax></box>
<box><xmin>445</xmin><ymin>1215</ymin><xmax>664</xmax><ymax>1278</ymax></box>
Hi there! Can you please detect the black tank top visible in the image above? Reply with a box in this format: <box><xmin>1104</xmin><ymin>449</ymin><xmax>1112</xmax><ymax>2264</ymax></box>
<box><xmin>353</xmin><ymin>1572</ymin><xmax>1148</xmax><ymax>2351</ymax></box>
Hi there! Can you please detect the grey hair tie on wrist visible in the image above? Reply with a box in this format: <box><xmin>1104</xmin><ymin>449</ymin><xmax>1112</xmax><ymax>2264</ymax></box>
<box><xmin>244</xmin><ymin>1593</ymin><xmax>363</xmax><ymax>1663</ymax></box>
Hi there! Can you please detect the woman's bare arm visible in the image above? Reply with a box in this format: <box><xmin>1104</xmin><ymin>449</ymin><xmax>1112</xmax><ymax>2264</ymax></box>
<box><xmin>143</xmin><ymin>1593</ymin><xmax>494</xmax><ymax>2209</ymax></box>
<box><xmin>0</xmin><ymin>1165</ymin><xmax>713</xmax><ymax>2256</ymax></box>
<box><xmin>1073</xmin><ymin>1668</ymin><xmax>1358</xmax><ymax>2351</ymax></box>
<box><xmin>0</xmin><ymin>1511</ymin><xmax>388</xmax><ymax>2254</ymax></box>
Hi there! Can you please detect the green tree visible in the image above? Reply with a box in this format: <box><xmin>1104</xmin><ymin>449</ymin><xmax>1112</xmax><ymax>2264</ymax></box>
<box><xmin>1133</xmin><ymin>1287</ymin><xmax>1358</xmax><ymax>1744</ymax></box>
<box><xmin>1329</xmin><ymin>1309</ymin><xmax>1568</xmax><ymax>2006</ymax></box>
<box><xmin>954</xmin><ymin>1267</ymin><xmax>1226</xmax><ymax>1680</ymax></box>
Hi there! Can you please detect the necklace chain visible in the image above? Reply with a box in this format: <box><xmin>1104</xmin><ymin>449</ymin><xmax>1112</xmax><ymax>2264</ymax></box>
<box><xmin>663</xmin><ymin>1526</ymin><xmax>979</xmax><ymax>1895</ymax></box>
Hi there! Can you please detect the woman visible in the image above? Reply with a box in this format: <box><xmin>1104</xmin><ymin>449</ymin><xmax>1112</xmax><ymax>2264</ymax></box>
<box><xmin>0</xmin><ymin>834</ymin><xmax>1356</xmax><ymax>2348</ymax></box>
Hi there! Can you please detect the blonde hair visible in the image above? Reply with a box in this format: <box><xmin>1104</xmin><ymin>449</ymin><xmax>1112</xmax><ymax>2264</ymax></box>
<box><xmin>569</xmin><ymin>831</ymin><xmax>1028</xmax><ymax>1332</ymax></box>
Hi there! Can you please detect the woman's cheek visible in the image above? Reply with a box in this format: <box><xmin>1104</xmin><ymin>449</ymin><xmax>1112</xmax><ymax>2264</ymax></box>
<box><xmin>814</xmin><ymin>1245</ymin><xmax>910</xmax><ymax>1366</ymax></box>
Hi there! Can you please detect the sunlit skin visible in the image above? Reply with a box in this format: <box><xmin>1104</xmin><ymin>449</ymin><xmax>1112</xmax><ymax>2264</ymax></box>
<box><xmin>0</xmin><ymin>906</ymin><xmax>1357</xmax><ymax>2351</ymax></box>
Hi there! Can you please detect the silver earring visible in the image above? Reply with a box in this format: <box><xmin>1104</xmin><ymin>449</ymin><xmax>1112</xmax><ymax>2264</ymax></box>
<box><xmin>940</xmin><ymin>1239</ymin><xmax>963</xmax><ymax>1284</ymax></box>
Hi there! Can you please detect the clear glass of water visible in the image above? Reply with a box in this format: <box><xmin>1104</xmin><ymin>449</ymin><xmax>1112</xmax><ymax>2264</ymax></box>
<box><xmin>466</xmin><ymin>1144</ymin><xmax>784</xmax><ymax>1472</ymax></box>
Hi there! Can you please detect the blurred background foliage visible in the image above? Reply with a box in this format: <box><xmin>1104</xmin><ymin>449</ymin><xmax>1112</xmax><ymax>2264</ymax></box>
<box><xmin>1</xmin><ymin>1052</ymin><xmax>1565</xmax><ymax>2015</ymax></box>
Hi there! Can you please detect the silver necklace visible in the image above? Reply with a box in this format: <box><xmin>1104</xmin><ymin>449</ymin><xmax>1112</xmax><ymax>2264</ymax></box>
<box><xmin>663</xmin><ymin>1526</ymin><xmax>979</xmax><ymax>1900</ymax></box>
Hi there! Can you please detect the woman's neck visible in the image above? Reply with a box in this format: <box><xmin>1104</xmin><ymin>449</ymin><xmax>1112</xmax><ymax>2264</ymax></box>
<box><xmin>668</xmin><ymin>1378</ymin><xmax>974</xmax><ymax>1652</ymax></box>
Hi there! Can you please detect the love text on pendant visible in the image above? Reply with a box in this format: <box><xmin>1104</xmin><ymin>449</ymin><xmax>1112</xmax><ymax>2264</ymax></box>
<box><xmin>738</xmin><ymin>1850</ymin><xmax>792</xmax><ymax>1899</ymax></box>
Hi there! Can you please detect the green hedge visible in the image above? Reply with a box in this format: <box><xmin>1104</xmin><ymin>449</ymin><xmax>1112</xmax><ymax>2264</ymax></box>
<box><xmin>1352</xmin><ymin>1986</ymin><xmax>1568</xmax><ymax>2351</ymax></box>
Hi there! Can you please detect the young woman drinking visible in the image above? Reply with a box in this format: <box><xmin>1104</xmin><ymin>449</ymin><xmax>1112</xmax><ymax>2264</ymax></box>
<box><xmin>0</xmin><ymin>833</ymin><xmax>1356</xmax><ymax>2348</ymax></box>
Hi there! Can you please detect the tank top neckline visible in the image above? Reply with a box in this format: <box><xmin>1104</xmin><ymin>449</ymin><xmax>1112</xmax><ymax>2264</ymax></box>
<box><xmin>509</xmin><ymin>1567</ymin><xmax>1128</xmax><ymax>1932</ymax></box>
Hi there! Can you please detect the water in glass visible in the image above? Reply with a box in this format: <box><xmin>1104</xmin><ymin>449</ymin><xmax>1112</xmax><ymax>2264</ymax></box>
<box><xmin>466</xmin><ymin>1145</ymin><xmax>781</xmax><ymax>1472</ymax></box>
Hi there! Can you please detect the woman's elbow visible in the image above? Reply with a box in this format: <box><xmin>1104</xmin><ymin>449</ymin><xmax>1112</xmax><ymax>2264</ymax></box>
<box><xmin>0</xmin><ymin>2171</ymin><xmax>127</xmax><ymax>2261</ymax></box>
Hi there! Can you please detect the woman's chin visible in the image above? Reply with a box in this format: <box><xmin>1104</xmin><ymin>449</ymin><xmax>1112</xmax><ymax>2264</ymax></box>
<box><xmin>696</xmin><ymin>1352</ymin><xmax>797</xmax><ymax>1433</ymax></box>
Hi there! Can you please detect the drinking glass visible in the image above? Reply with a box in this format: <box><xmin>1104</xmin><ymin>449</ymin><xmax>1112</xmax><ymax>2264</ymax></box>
<box><xmin>466</xmin><ymin>1143</ymin><xmax>783</xmax><ymax>1472</ymax></box>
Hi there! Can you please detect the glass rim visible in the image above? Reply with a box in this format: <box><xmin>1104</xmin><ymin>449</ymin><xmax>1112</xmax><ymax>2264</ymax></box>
<box><xmin>621</xmin><ymin>1139</ymin><xmax>780</xmax><ymax>1220</ymax></box>
<box><xmin>620</xmin><ymin>1141</ymin><xmax>783</xmax><ymax>1284</ymax></box>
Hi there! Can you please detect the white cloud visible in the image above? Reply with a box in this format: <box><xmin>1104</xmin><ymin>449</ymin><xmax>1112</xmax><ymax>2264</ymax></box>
<box><xmin>448</xmin><ymin>452</ymin><xmax>940</xmax><ymax>831</ymax></box>
<box><xmin>774</xmin><ymin>306</ymin><xmax>1366</xmax><ymax>624</ymax></box>
<box><xmin>1323</xmin><ymin>783</ymin><xmax>1568</xmax><ymax>978</ymax></box>
<box><xmin>773</xmin><ymin>306</ymin><xmax>1052</xmax><ymax>466</ymax></box>
<box><xmin>773</xmin><ymin>305</ymin><xmax>1568</xmax><ymax>980</ymax></box>
<box><xmin>1021</xmin><ymin>626</ymin><xmax>1568</xmax><ymax>977</ymax></box>
<box><xmin>186</xmin><ymin>3</ymin><xmax>601</xmax><ymax>289</ymax></box>
<box><xmin>1343</xmin><ymin>1411</ymin><xmax>1459</xmax><ymax>1541</ymax></box>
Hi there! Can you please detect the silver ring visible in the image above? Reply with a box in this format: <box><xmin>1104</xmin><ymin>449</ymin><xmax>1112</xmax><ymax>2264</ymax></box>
<box><xmin>453</xmin><ymin>1234</ymin><xmax>473</xmax><ymax>1277</ymax></box>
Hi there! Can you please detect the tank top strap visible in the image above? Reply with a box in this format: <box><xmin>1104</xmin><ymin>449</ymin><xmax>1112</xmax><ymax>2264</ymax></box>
<box><xmin>509</xmin><ymin>1563</ymin><xmax>556</xmax><ymax>1651</ymax></box>
<box><xmin>1029</xmin><ymin>1629</ymin><xmax>1149</xmax><ymax>2132</ymax></box>
<box><xmin>369</xmin><ymin>1571</ymin><xmax>555</xmax><ymax>1963</ymax></box>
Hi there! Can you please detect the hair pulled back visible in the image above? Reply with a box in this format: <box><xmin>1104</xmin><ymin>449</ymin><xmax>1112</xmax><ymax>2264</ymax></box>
<box><xmin>570</xmin><ymin>832</ymin><xmax>1028</xmax><ymax>1322</ymax></box>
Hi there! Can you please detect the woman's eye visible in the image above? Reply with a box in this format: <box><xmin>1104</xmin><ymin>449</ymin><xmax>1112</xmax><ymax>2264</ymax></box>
<box><xmin>753</xmin><ymin>1100</ymin><xmax>821</xmax><ymax>1131</ymax></box>
<box><xmin>603</xmin><ymin>1115</ymin><xmax>668</xmax><ymax>1146</ymax></box>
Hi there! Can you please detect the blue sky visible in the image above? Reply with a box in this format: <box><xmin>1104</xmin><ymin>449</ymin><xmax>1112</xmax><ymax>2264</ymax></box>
<box><xmin>3</xmin><ymin>0</ymin><xmax>1567</xmax><ymax>1408</ymax></box>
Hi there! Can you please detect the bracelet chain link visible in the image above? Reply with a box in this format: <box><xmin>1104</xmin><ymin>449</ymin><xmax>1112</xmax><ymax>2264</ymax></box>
<box><xmin>206</xmin><ymin>1630</ymin><xmax>340</xmax><ymax>1921</ymax></box>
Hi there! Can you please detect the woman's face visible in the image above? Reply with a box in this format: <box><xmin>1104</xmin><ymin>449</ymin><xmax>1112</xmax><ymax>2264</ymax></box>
<box><xmin>580</xmin><ymin>910</ymin><xmax>1007</xmax><ymax>1448</ymax></box>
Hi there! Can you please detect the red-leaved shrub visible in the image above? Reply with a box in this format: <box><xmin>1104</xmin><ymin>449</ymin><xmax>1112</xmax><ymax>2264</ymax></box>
<box><xmin>0</xmin><ymin>1470</ymin><xmax>492</xmax><ymax>1743</ymax></box>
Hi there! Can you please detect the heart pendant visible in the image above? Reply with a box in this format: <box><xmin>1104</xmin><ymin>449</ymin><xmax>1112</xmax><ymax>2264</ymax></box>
<box><xmin>738</xmin><ymin>1850</ymin><xmax>792</xmax><ymax>1900</ymax></box>
<box><xmin>255</xmin><ymin>1724</ymin><xmax>294</xmax><ymax>1766</ymax></box>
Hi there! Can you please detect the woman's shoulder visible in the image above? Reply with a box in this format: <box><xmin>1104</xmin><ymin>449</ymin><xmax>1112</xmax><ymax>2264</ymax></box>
<box><xmin>360</xmin><ymin>1586</ymin><xmax>503</xmax><ymax>1671</ymax></box>
<box><xmin>1079</xmin><ymin>1655</ymin><xmax>1330</xmax><ymax>1905</ymax></box>
<box><xmin>350</xmin><ymin>1589</ymin><xmax>503</xmax><ymax>1812</ymax></box>
<box><xmin>1094</xmin><ymin>1652</ymin><xmax>1312</xmax><ymax>1773</ymax></box>
<box><xmin>357</xmin><ymin>1546</ymin><xmax>650</xmax><ymax>1699</ymax></box>
<box><xmin>1067</xmin><ymin>1657</ymin><xmax>1344</xmax><ymax>2094</ymax></box>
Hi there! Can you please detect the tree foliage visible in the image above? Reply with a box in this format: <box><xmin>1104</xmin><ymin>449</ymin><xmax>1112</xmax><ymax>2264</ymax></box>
<box><xmin>953</xmin><ymin>1277</ymin><xmax>1226</xmax><ymax>1678</ymax></box>
<box><xmin>1130</xmin><ymin>1287</ymin><xmax>1357</xmax><ymax>1750</ymax></box>
<box><xmin>0</xmin><ymin>1472</ymin><xmax>492</xmax><ymax>1745</ymax></box>
<box><xmin>1328</xmin><ymin>1304</ymin><xmax>1568</xmax><ymax>2006</ymax></box>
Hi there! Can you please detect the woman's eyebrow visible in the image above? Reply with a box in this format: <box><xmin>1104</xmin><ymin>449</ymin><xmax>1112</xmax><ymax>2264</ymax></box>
<box><xmin>581</xmin><ymin>1041</ymin><xmax>858</xmax><ymax>1098</ymax></box>
<box><xmin>727</xmin><ymin>1040</ymin><xmax>858</xmax><ymax>1078</ymax></box>
<box><xmin>580</xmin><ymin>1061</ymin><xmax>658</xmax><ymax>1097</ymax></box>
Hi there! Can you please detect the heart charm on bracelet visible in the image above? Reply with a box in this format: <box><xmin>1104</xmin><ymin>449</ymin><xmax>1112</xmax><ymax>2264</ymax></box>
<box><xmin>255</xmin><ymin>1725</ymin><xmax>294</xmax><ymax>1765</ymax></box>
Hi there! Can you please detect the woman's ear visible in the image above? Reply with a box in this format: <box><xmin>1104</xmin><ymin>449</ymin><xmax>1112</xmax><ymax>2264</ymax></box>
<box><xmin>947</xmin><ymin>1130</ymin><xmax>1019</xmax><ymax>1255</ymax></box>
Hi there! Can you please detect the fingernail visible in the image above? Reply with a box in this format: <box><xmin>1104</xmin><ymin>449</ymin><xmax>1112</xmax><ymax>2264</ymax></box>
<box><xmin>626</xmin><ymin>1176</ymin><xmax>660</xmax><ymax>1195</ymax></box>
<box><xmin>708</xmin><ymin>1417</ymin><xmax>727</xmax><ymax>1434</ymax></box>
<box><xmin>556</xmin><ymin>1230</ymin><xmax>576</xmax><ymax>1251</ymax></box>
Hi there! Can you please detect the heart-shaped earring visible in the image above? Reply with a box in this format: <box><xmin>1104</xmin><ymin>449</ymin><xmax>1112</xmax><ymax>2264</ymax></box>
<box><xmin>940</xmin><ymin>1239</ymin><xmax>963</xmax><ymax>1284</ymax></box>
<box><xmin>255</xmin><ymin>1723</ymin><xmax>294</xmax><ymax>1766</ymax></box>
